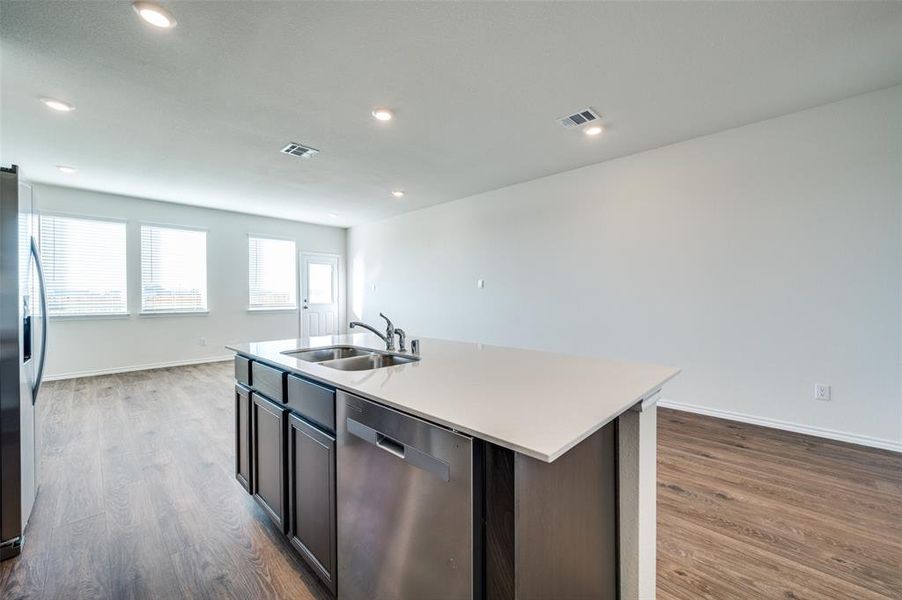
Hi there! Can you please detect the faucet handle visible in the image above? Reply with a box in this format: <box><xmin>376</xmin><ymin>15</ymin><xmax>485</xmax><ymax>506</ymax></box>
<box><xmin>393</xmin><ymin>328</ymin><xmax>407</xmax><ymax>353</ymax></box>
<box><xmin>378</xmin><ymin>312</ymin><xmax>394</xmax><ymax>331</ymax></box>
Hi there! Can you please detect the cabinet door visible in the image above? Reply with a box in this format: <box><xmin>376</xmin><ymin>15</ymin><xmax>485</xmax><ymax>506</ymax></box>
<box><xmin>288</xmin><ymin>414</ymin><xmax>337</xmax><ymax>594</ymax></box>
<box><xmin>235</xmin><ymin>384</ymin><xmax>252</xmax><ymax>492</ymax></box>
<box><xmin>251</xmin><ymin>392</ymin><xmax>288</xmax><ymax>532</ymax></box>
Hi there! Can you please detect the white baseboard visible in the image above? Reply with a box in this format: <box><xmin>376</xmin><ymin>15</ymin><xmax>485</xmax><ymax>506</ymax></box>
<box><xmin>658</xmin><ymin>399</ymin><xmax>902</xmax><ymax>454</ymax></box>
<box><xmin>43</xmin><ymin>355</ymin><xmax>234</xmax><ymax>382</ymax></box>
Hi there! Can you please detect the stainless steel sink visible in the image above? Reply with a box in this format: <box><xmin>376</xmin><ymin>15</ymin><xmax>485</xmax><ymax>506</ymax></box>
<box><xmin>282</xmin><ymin>345</ymin><xmax>420</xmax><ymax>371</ymax></box>
<box><xmin>320</xmin><ymin>353</ymin><xmax>420</xmax><ymax>371</ymax></box>
<box><xmin>282</xmin><ymin>346</ymin><xmax>373</xmax><ymax>362</ymax></box>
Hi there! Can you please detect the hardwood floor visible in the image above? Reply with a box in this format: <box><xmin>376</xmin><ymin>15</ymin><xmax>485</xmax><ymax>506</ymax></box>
<box><xmin>657</xmin><ymin>409</ymin><xmax>902</xmax><ymax>600</ymax></box>
<box><xmin>0</xmin><ymin>361</ymin><xmax>331</xmax><ymax>600</ymax></box>
<box><xmin>0</xmin><ymin>362</ymin><xmax>899</xmax><ymax>599</ymax></box>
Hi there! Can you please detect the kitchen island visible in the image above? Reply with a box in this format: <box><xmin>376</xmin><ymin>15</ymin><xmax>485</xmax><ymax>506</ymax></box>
<box><xmin>228</xmin><ymin>333</ymin><xmax>679</xmax><ymax>600</ymax></box>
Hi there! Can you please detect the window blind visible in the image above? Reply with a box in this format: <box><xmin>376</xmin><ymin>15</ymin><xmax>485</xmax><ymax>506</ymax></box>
<box><xmin>39</xmin><ymin>215</ymin><xmax>128</xmax><ymax>316</ymax></box>
<box><xmin>140</xmin><ymin>225</ymin><xmax>207</xmax><ymax>313</ymax></box>
<box><xmin>248</xmin><ymin>236</ymin><xmax>297</xmax><ymax>309</ymax></box>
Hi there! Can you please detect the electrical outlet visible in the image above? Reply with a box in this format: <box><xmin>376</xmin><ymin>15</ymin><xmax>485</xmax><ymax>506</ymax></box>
<box><xmin>199</xmin><ymin>337</ymin><xmax>207</xmax><ymax>346</ymax></box>
<box><xmin>814</xmin><ymin>384</ymin><xmax>831</xmax><ymax>401</ymax></box>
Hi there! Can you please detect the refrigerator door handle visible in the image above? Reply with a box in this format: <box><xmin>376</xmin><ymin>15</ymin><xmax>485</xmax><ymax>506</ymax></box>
<box><xmin>30</xmin><ymin>238</ymin><xmax>47</xmax><ymax>404</ymax></box>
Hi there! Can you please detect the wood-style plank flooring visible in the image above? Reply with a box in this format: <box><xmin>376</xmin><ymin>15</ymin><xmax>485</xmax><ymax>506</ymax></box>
<box><xmin>0</xmin><ymin>362</ymin><xmax>899</xmax><ymax>599</ymax></box>
<box><xmin>0</xmin><ymin>361</ymin><xmax>330</xmax><ymax>600</ymax></box>
<box><xmin>657</xmin><ymin>409</ymin><xmax>902</xmax><ymax>600</ymax></box>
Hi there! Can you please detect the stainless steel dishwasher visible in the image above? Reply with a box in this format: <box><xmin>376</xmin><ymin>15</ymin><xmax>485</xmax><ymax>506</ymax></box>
<box><xmin>336</xmin><ymin>390</ymin><xmax>478</xmax><ymax>600</ymax></box>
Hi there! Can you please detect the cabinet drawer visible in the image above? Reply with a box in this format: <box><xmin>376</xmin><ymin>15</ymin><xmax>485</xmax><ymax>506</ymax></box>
<box><xmin>234</xmin><ymin>355</ymin><xmax>251</xmax><ymax>386</ymax></box>
<box><xmin>251</xmin><ymin>361</ymin><xmax>286</xmax><ymax>403</ymax></box>
<box><xmin>287</xmin><ymin>375</ymin><xmax>335</xmax><ymax>433</ymax></box>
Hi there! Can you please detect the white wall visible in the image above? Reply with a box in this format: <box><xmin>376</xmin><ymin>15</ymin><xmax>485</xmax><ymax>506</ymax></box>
<box><xmin>34</xmin><ymin>184</ymin><xmax>346</xmax><ymax>378</ymax></box>
<box><xmin>348</xmin><ymin>85</ymin><xmax>902</xmax><ymax>449</ymax></box>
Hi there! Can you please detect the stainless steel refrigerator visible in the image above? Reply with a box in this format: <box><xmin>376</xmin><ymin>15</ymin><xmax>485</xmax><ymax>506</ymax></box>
<box><xmin>0</xmin><ymin>165</ymin><xmax>47</xmax><ymax>560</ymax></box>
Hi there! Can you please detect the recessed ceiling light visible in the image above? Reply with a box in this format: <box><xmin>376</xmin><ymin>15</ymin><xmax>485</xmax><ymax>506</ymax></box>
<box><xmin>328</xmin><ymin>213</ymin><xmax>338</xmax><ymax>218</ymax></box>
<box><xmin>371</xmin><ymin>108</ymin><xmax>394</xmax><ymax>122</ymax></box>
<box><xmin>391</xmin><ymin>190</ymin><xmax>405</xmax><ymax>198</ymax></box>
<box><xmin>132</xmin><ymin>1</ymin><xmax>177</xmax><ymax>28</ymax></box>
<box><xmin>56</xmin><ymin>165</ymin><xmax>77</xmax><ymax>174</ymax></box>
<box><xmin>40</xmin><ymin>98</ymin><xmax>75</xmax><ymax>112</ymax></box>
<box><xmin>585</xmin><ymin>125</ymin><xmax>603</xmax><ymax>137</ymax></box>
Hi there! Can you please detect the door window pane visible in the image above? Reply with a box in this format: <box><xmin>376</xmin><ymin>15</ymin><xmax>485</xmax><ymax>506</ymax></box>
<box><xmin>307</xmin><ymin>263</ymin><xmax>333</xmax><ymax>304</ymax></box>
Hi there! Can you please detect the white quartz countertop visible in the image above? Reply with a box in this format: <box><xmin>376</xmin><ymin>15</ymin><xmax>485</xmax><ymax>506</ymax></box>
<box><xmin>227</xmin><ymin>333</ymin><xmax>680</xmax><ymax>463</ymax></box>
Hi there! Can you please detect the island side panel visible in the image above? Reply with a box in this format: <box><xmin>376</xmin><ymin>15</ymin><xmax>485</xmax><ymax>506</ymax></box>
<box><xmin>617</xmin><ymin>398</ymin><xmax>658</xmax><ymax>600</ymax></box>
<box><xmin>485</xmin><ymin>444</ymin><xmax>515</xmax><ymax>600</ymax></box>
<box><xmin>513</xmin><ymin>422</ymin><xmax>618</xmax><ymax>600</ymax></box>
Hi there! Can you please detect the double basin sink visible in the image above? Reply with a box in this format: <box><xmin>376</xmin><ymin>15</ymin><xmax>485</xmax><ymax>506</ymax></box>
<box><xmin>281</xmin><ymin>345</ymin><xmax>420</xmax><ymax>371</ymax></box>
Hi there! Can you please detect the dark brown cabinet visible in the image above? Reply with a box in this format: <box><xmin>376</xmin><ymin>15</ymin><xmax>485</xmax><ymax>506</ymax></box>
<box><xmin>251</xmin><ymin>391</ymin><xmax>288</xmax><ymax>533</ymax></box>
<box><xmin>251</xmin><ymin>361</ymin><xmax>286</xmax><ymax>403</ymax></box>
<box><xmin>288</xmin><ymin>414</ymin><xmax>337</xmax><ymax>594</ymax></box>
<box><xmin>234</xmin><ymin>354</ymin><xmax>338</xmax><ymax>594</ymax></box>
<box><xmin>287</xmin><ymin>374</ymin><xmax>335</xmax><ymax>433</ymax></box>
<box><xmin>235</xmin><ymin>384</ymin><xmax>252</xmax><ymax>492</ymax></box>
<box><xmin>235</xmin><ymin>355</ymin><xmax>251</xmax><ymax>386</ymax></box>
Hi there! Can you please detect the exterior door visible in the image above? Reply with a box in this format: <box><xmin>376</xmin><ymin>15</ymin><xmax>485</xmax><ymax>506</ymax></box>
<box><xmin>300</xmin><ymin>254</ymin><xmax>339</xmax><ymax>338</ymax></box>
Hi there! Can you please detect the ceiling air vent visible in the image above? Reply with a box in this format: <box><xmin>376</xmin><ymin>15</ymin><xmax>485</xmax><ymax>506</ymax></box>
<box><xmin>281</xmin><ymin>142</ymin><xmax>319</xmax><ymax>158</ymax></box>
<box><xmin>557</xmin><ymin>107</ymin><xmax>600</xmax><ymax>129</ymax></box>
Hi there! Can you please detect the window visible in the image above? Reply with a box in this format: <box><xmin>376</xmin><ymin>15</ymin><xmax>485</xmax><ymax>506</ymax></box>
<box><xmin>248</xmin><ymin>236</ymin><xmax>297</xmax><ymax>309</ymax></box>
<box><xmin>307</xmin><ymin>262</ymin><xmax>334</xmax><ymax>304</ymax></box>
<box><xmin>140</xmin><ymin>225</ymin><xmax>207</xmax><ymax>313</ymax></box>
<box><xmin>39</xmin><ymin>215</ymin><xmax>128</xmax><ymax>316</ymax></box>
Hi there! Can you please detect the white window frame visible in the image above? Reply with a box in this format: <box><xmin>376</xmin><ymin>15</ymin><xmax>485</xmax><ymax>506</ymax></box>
<box><xmin>38</xmin><ymin>212</ymin><xmax>130</xmax><ymax>319</ymax></box>
<box><xmin>139</xmin><ymin>222</ymin><xmax>209</xmax><ymax>315</ymax></box>
<box><xmin>247</xmin><ymin>233</ymin><xmax>298</xmax><ymax>312</ymax></box>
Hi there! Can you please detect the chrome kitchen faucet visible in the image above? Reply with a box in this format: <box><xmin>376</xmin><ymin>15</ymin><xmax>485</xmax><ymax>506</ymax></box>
<box><xmin>349</xmin><ymin>312</ymin><xmax>407</xmax><ymax>352</ymax></box>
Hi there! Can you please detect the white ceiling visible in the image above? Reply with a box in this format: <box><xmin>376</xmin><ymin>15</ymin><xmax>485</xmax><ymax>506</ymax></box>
<box><xmin>2</xmin><ymin>1</ymin><xmax>902</xmax><ymax>227</ymax></box>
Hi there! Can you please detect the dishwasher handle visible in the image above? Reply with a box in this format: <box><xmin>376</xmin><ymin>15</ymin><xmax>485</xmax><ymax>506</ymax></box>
<box><xmin>347</xmin><ymin>417</ymin><xmax>451</xmax><ymax>482</ymax></box>
<box><xmin>376</xmin><ymin>433</ymin><xmax>405</xmax><ymax>459</ymax></box>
